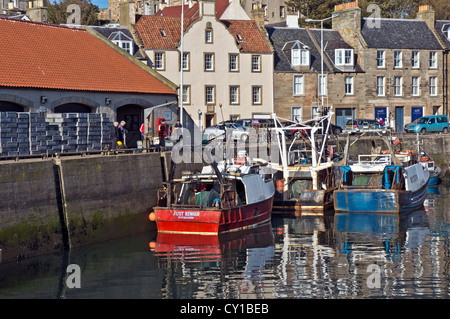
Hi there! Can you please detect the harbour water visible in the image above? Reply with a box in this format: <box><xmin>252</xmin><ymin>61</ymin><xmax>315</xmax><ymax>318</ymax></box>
<box><xmin>0</xmin><ymin>186</ymin><xmax>449</xmax><ymax>299</ymax></box>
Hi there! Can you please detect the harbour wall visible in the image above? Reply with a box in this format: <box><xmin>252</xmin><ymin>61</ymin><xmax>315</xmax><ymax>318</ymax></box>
<box><xmin>0</xmin><ymin>152</ymin><xmax>198</xmax><ymax>263</ymax></box>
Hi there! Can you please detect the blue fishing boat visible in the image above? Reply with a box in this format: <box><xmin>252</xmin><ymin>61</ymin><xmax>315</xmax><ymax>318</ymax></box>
<box><xmin>334</xmin><ymin>146</ymin><xmax>430</xmax><ymax>214</ymax></box>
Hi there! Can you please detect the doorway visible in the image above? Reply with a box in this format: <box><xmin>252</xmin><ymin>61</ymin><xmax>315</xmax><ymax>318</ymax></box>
<box><xmin>117</xmin><ymin>104</ymin><xmax>143</xmax><ymax>148</ymax></box>
<box><xmin>395</xmin><ymin>106</ymin><xmax>404</xmax><ymax>132</ymax></box>
<box><xmin>411</xmin><ymin>106</ymin><xmax>423</xmax><ymax>122</ymax></box>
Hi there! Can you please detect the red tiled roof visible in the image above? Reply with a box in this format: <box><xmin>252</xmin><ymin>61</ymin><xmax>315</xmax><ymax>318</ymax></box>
<box><xmin>222</xmin><ymin>20</ymin><xmax>272</xmax><ymax>53</ymax></box>
<box><xmin>135</xmin><ymin>15</ymin><xmax>271</xmax><ymax>54</ymax></box>
<box><xmin>135</xmin><ymin>15</ymin><xmax>195</xmax><ymax>50</ymax></box>
<box><xmin>0</xmin><ymin>18</ymin><xmax>176</xmax><ymax>94</ymax></box>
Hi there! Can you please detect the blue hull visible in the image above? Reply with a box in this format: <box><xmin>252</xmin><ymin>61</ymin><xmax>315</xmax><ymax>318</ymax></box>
<box><xmin>333</xmin><ymin>182</ymin><xmax>429</xmax><ymax>214</ymax></box>
<box><xmin>428</xmin><ymin>174</ymin><xmax>440</xmax><ymax>186</ymax></box>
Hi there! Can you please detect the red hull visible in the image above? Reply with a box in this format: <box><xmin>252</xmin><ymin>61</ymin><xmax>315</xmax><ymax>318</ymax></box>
<box><xmin>154</xmin><ymin>197</ymin><xmax>273</xmax><ymax>235</ymax></box>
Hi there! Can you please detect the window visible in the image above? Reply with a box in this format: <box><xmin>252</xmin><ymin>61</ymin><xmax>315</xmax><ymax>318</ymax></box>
<box><xmin>252</xmin><ymin>55</ymin><xmax>261</xmax><ymax>72</ymax></box>
<box><xmin>229</xmin><ymin>86</ymin><xmax>240</xmax><ymax>105</ymax></box>
<box><xmin>345</xmin><ymin>76</ymin><xmax>353</xmax><ymax>95</ymax></box>
<box><xmin>394</xmin><ymin>51</ymin><xmax>402</xmax><ymax>68</ymax></box>
<box><xmin>205</xmin><ymin>86</ymin><xmax>215</xmax><ymax>104</ymax></box>
<box><xmin>292</xmin><ymin>107</ymin><xmax>302</xmax><ymax>122</ymax></box>
<box><xmin>430</xmin><ymin>77</ymin><xmax>437</xmax><ymax>96</ymax></box>
<box><xmin>293</xmin><ymin>75</ymin><xmax>304</xmax><ymax>95</ymax></box>
<box><xmin>429</xmin><ymin>51</ymin><xmax>437</xmax><ymax>68</ymax></box>
<box><xmin>160</xmin><ymin>29</ymin><xmax>167</xmax><ymax>37</ymax></box>
<box><xmin>182</xmin><ymin>52</ymin><xmax>190</xmax><ymax>71</ymax></box>
<box><xmin>412</xmin><ymin>76</ymin><xmax>420</xmax><ymax>96</ymax></box>
<box><xmin>377</xmin><ymin>50</ymin><xmax>385</xmax><ymax>68</ymax></box>
<box><xmin>376</xmin><ymin>76</ymin><xmax>385</xmax><ymax>96</ymax></box>
<box><xmin>443</xmin><ymin>24</ymin><xmax>450</xmax><ymax>40</ymax></box>
<box><xmin>154</xmin><ymin>52</ymin><xmax>165</xmax><ymax>70</ymax></box>
<box><xmin>318</xmin><ymin>75</ymin><xmax>327</xmax><ymax>96</ymax></box>
<box><xmin>411</xmin><ymin>51</ymin><xmax>420</xmax><ymax>68</ymax></box>
<box><xmin>182</xmin><ymin>85</ymin><xmax>191</xmax><ymax>104</ymax></box>
<box><xmin>205</xmin><ymin>29</ymin><xmax>213</xmax><ymax>43</ymax></box>
<box><xmin>312</xmin><ymin>106</ymin><xmax>320</xmax><ymax>119</ymax></box>
<box><xmin>394</xmin><ymin>76</ymin><xmax>402</xmax><ymax>96</ymax></box>
<box><xmin>292</xmin><ymin>49</ymin><xmax>309</xmax><ymax>66</ymax></box>
<box><xmin>252</xmin><ymin>86</ymin><xmax>262</xmax><ymax>104</ymax></box>
<box><xmin>335</xmin><ymin>49</ymin><xmax>354</xmax><ymax>66</ymax></box>
<box><xmin>280</xmin><ymin>6</ymin><xmax>285</xmax><ymax>18</ymax></box>
<box><xmin>204</xmin><ymin>53</ymin><xmax>214</xmax><ymax>71</ymax></box>
<box><xmin>229</xmin><ymin>54</ymin><xmax>239</xmax><ymax>72</ymax></box>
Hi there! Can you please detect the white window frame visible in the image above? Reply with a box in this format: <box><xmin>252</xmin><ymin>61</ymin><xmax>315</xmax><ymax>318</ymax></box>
<box><xmin>205</xmin><ymin>29</ymin><xmax>213</xmax><ymax>43</ymax></box>
<box><xmin>412</xmin><ymin>76</ymin><xmax>420</xmax><ymax>96</ymax></box>
<box><xmin>292</xmin><ymin>106</ymin><xmax>302</xmax><ymax>122</ymax></box>
<box><xmin>429</xmin><ymin>51</ymin><xmax>437</xmax><ymax>68</ymax></box>
<box><xmin>205</xmin><ymin>86</ymin><xmax>215</xmax><ymax>104</ymax></box>
<box><xmin>394</xmin><ymin>76</ymin><xmax>402</xmax><ymax>96</ymax></box>
<box><xmin>182</xmin><ymin>85</ymin><xmax>191</xmax><ymax>104</ymax></box>
<box><xmin>345</xmin><ymin>76</ymin><xmax>353</xmax><ymax>95</ymax></box>
<box><xmin>182</xmin><ymin>52</ymin><xmax>190</xmax><ymax>71</ymax></box>
<box><xmin>411</xmin><ymin>51</ymin><xmax>420</xmax><ymax>68</ymax></box>
<box><xmin>377</xmin><ymin>50</ymin><xmax>385</xmax><ymax>68</ymax></box>
<box><xmin>154</xmin><ymin>52</ymin><xmax>165</xmax><ymax>70</ymax></box>
<box><xmin>430</xmin><ymin>76</ymin><xmax>437</xmax><ymax>96</ymax></box>
<box><xmin>252</xmin><ymin>55</ymin><xmax>261</xmax><ymax>72</ymax></box>
<box><xmin>394</xmin><ymin>51</ymin><xmax>402</xmax><ymax>68</ymax></box>
<box><xmin>376</xmin><ymin>76</ymin><xmax>385</xmax><ymax>96</ymax></box>
<box><xmin>252</xmin><ymin>86</ymin><xmax>262</xmax><ymax>104</ymax></box>
<box><xmin>204</xmin><ymin>53</ymin><xmax>214</xmax><ymax>71</ymax></box>
<box><xmin>292</xmin><ymin>49</ymin><xmax>310</xmax><ymax>66</ymax></box>
<box><xmin>229</xmin><ymin>86</ymin><xmax>240</xmax><ymax>105</ymax></box>
<box><xmin>318</xmin><ymin>75</ymin><xmax>327</xmax><ymax>96</ymax></box>
<box><xmin>312</xmin><ymin>106</ymin><xmax>320</xmax><ymax>119</ymax></box>
<box><xmin>293</xmin><ymin>75</ymin><xmax>305</xmax><ymax>96</ymax></box>
<box><xmin>229</xmin><ymin>54</ymin><xmax>239</xmax><ymax>72</ymax></box>
<box><xmin>336</xmin><ymin>49</ymin><xmax>354</xmax><ymax>66</ymax></box>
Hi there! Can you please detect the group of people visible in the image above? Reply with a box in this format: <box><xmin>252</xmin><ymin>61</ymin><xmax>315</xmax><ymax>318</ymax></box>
<box><xmin>113</xmin><ymin>118</ymin><xmax>182</xmax><ymax>150</ymax></box>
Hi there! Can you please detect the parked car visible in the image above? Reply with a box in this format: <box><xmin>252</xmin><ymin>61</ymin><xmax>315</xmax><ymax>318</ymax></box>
<box><xmin>202</xmin><ymin>123</ymin><xmax>249</xmax><ymax>143</ymax></box>
<box><xmin>343</xmin><ymin>119</ymin><xmax>386</xmax><ymax>134</ymax></box>
<box><xmin>315</xmin><ymin>122</ymin><xmax>343</xmax><ymax>135</ymax></box>
<box><xmin>404</xmin><ymin>115</ymin><xmax>449</xmax><ymax>134</ymax></box>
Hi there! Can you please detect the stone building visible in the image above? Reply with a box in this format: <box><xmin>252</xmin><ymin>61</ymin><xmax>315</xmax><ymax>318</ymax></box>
<box><xmin>432</xmin><ymin>15</ymin><xmax>449</xmax><ymax>117</ymax></box>
<box><xmin>0</xmin><ymin>17</ymin><xmax>178</xmax><ymax>152</ymax></box>
<box><xmin>332</xmin><ymin>1</ymin><xmax>445</xmax><ymax>132</ymax></box>
<box><xmin>1</xmin><ymin>0</ymin><xmax>48</xmax><ymax>22</ymax></box>
<box><xmin>134</xmin><ymin>0</ymin><xmax>274</xmax><ymax>128</ymax></box>
<box><xmin>267</xmin><ymin>16</ymin><xmax>364</xmax><ymax>128</ymax></box>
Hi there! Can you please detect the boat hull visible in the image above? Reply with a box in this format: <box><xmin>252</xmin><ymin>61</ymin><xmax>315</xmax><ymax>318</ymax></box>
<box><xmin>333</xmin><ymin>181</ymin><xmax>429</xmax><ymax>214</ymax></box>
<box><xmin>273</xmin><ymin>189</ymin><xmax>333</xmax><ymax>214</ymax></box>
<box><xmin>154</xmin><ymin>197</ymin><xmax>273</xmax><ymax>235</ymax></box>
<box><xmin>428</xmin><ymin>172</ymin><xmax>440</xmax><ymax>186</ymax></box>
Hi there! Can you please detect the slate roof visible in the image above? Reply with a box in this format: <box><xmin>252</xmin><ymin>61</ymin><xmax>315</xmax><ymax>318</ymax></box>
<box><xmin>266</xmin><ymin>26</ymin><xmax>363</xmax><ymax>73</ymax></box>
<box><xmin>0</xmin><ymin>18</ymin><xmax>176</xmax><ymax>94</ymax></box>
<box><xmin>360</xmin><ymin>18</ymin><xmax>443</xmax><ymax>50</ymax></box>
<box><xmin>135</xmin><ymin>15</ymin><xmax>271</xmax><ymax>53</ymax></box>
<box><xmin>434</xmin><ymin>20</ymin><xmax>450</xmax><ymax>49</ymax></box>
<box><xmin>90</xmin><ymin>26</ymin><xmax>143</xmax><ymax>59</ymax></box>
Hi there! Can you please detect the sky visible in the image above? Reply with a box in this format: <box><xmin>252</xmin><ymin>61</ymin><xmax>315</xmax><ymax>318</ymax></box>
<box><xmin>91</xmin><ymin>0</ymin><xmax>108</xmax><ymax>9</ymax></box>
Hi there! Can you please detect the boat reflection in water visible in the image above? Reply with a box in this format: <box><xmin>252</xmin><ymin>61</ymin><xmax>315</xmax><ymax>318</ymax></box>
<box><xmin>149</xmin><ymin>222</ymin><xmax>274</xmax><ymax>264</ymax></box>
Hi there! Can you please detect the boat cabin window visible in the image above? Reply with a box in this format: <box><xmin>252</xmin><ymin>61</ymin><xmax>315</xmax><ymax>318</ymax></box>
<box><xmin>178</xmin><ymin>182</ymin><xmax>221</xmax><ymax>207</ymax></box>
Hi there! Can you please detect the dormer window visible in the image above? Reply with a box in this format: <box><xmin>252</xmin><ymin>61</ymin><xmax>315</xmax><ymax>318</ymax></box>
<box><xmin>160</xmin><ymin>29</ymin><xmax>167</xmax><ymax>37</ymax></box>
<box><xmin>288</xmin><ymin>41</ymin><xmax>309</xmax><ymax>66</ymax></box>
<box><xmin>335</xmin><ymin>49</ymin><xmax>353</xmax><ymax>66</ymax></box>
<box><xmin>109</xmin><ymin>31</ymin><xmax>134</xmax><ymax>55</ymax></box>
<box><xmin>442</xmin><ymin>24</ymin><xmax>450</xmax><ymax>40</ymax></box>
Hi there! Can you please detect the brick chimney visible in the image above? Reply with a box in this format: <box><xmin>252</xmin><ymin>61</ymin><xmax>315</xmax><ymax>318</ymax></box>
<box><xmin>251</xmin><ymin>6</ymin><xmax>265</xmax><ymax>29</ymax></box>
<box><xmin>120</xmin><ymin>0</ymin><xmax>136</xmax><ymax>27</ymax></box>
<box><xmin>332</xmin><ymin>1</ymin><xmax>361</xmax><ymax>49</ymax></box>
<box><xmin>416</xmin><ymin>4</ymin><xmax>435</xmax><ymax>29</ymax></box>
<box><xmin>286</xmin><ymin>10</ymin><xmax>299</xmax><ymax>28</ymax></box>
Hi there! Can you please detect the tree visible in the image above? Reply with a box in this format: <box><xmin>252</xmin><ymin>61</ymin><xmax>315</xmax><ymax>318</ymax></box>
<box><xmin>47</xmin><ymin>0</ymin><xmax>100</xmax><ymax>25</ymax></box>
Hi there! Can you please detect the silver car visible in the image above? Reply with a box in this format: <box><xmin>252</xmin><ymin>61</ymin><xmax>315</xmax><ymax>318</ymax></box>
<box><xmin>202</xmin><ymin>123</ymin><xmax>249</xmax><ymax>142</ymax></box>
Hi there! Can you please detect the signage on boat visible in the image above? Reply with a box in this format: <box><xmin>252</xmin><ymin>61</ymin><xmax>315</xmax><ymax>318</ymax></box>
<box><xmin>173</xmin><ymin>211</ymin><xmax>201</xmax><ymax>219</ymax></box>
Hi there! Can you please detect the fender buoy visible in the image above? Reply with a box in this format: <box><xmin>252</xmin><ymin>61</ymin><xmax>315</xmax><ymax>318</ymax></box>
<box><xmin>149</xmin><ymin>212</ymin><xmax>156</xmax><ymax>222</ymax></box>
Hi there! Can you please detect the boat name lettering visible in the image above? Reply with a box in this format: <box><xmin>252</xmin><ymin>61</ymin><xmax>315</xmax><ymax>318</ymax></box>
<box><xmin>173</xmin><ymin>211</ymin><xmax>200</xmax><ymax>218</ymax></box>
<box><xmin>410</xmin><ymin>174</ymin><xmax>418</xmax><ymax>183</ymax></box>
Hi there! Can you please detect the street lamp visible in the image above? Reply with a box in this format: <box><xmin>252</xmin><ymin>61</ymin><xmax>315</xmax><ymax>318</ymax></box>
<box><xmin>305</xmin><ymin>13</ymin><xmax>339</xmax><ymax>116</ymax></box>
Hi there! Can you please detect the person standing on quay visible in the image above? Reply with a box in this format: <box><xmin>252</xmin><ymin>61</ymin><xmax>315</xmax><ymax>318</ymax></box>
<box><xmin>158</xmin><ymin>119</ymin><xmax>166</xmax><ymax>148</ymax></box>
<box><xmin>112</xmin><ymin>121</ymin><xmax>119</xmax><ymax>149</ymax></box>
<box><xmin>118</xmin><ymin>120</ymin><xmax>127</xmax><ymax>148</ymax></box>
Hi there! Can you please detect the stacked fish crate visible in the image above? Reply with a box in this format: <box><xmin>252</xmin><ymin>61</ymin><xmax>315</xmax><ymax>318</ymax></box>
<box><xmin>0</xmin><ymin>112</ymin><xmax>113</xmax><ymax>156</ymax></box>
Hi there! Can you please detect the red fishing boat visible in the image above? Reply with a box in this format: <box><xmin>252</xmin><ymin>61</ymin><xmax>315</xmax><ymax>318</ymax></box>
<box><xmin>150</xmin><ymin>153</ymin><xmax>275</xmax><ymax>235</ymax></box>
